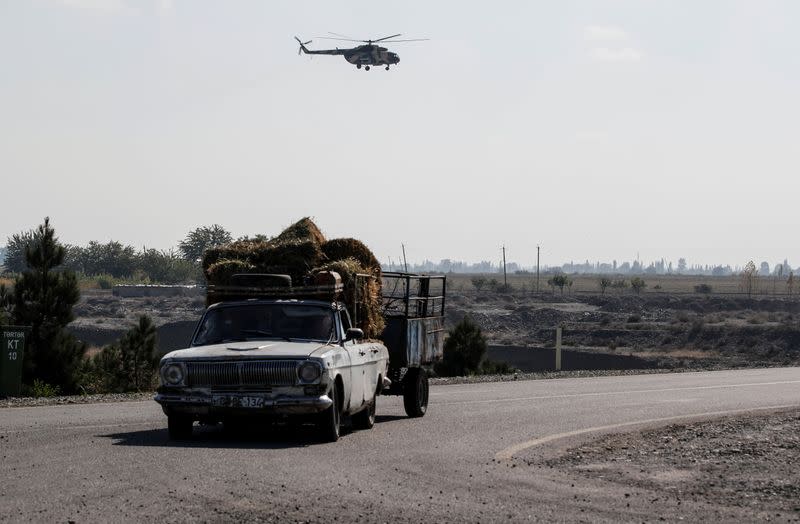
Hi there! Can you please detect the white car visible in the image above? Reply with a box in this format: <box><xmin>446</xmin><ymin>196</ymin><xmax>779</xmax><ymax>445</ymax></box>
<box><xmin>155</xmin><ymin>299</ymin><xmax>390</xmax><ymax>442</ymax></box>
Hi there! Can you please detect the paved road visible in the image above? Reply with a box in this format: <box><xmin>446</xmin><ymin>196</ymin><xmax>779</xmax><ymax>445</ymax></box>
<box><xmin>2</xmin><ymin>367</ymin><xmax>799</xmax><ymax>523</ymax></box>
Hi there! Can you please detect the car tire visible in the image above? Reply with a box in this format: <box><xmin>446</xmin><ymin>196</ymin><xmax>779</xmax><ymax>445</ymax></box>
<box><xmin>352</xmin><ymin>399</ymin><xmax>376</xmax><ymax>430</ymax></box>
<box><xmin>168</xmin><ymin>415</ymin><xmax>193</xmax><ymax>440</ymax></box>
<box><xmin>318</xmin><ymin>384</ymin><xmax>341</xmax><ymax>442</ymax></box>
<box><xmin>403</xmin><ymin>368</ymin><xmax>428</xmax><ymax>418</ymax></box>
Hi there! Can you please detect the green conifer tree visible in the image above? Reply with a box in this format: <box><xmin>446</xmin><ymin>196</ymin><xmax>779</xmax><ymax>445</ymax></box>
<box><xmin>12</xmin><ymin>218</ymin><xmax>84</xmax><ymax>391</ymax></box>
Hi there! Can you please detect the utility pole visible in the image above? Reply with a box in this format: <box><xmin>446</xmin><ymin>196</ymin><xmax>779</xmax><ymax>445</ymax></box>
<box><xmin>401</xmin><ymin>244</ymin><xmax>408</xmax><ymax>273</ymax></box>
<box><xmin>536</xmin><ymin>244</ymin><xmax>540</xmax><ymax>293</ymax></box>
<box><xmin>502</xmin><ymin>245</ymin><xmax>507</xmax><ymax>288</ymax></box>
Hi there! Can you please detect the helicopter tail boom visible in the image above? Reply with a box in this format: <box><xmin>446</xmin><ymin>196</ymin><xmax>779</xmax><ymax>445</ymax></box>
<box><xmin>294</xmin><ymin>36</ymin><xmax>347</xmax><ymax>56</ymax></box>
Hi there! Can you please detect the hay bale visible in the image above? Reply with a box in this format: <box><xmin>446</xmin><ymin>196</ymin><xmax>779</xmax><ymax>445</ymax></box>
<box><xmin>205</xmin><ymin>259</ymin><xmax>256</xmax><ymax>285</ymax></box>
<box><xmin>315</xmin><ymin>258</ymin><xmax>384</xmax><ymax>339</ymax></box>
<box><xmin>249</xmin><ymin>240</ymin><xmax>324</xmax><ymax>285</ymax></box>
<box><xmin>202</xmin><ymin>239</ymin><xmax>271</xmax><ymax>277</ymax></box>
<box><xmin>202</xmin><ymin>219</ymin><xmax>383</xmax><ymax>335</ymax></box>
<box><xmin>322</xmin><ymin>238</ymin><xmax>381</xmax><ymax>274</ymax></box>
<box><xmin>203</xmin><ymin>238</ymin><xmax>323</xmax><ymax>286</ymax></box>
<box><xmin>273</xmin><ymin>217</ymin><xmax>326</xmax><ymax>246</ymax></box>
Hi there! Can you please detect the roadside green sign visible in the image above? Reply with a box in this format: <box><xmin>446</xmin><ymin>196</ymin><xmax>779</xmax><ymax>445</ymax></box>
<box><xmin>0</xmin><ymin>327</ymin><xmax>27</xmax><ymax>397</ymax></box>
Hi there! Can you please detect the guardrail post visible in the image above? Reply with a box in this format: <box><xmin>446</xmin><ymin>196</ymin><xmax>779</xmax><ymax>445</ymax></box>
<box><xmin>555</xmin><ymin>326</ymin><xmax>562</xmax><ymax>371</ymax></box>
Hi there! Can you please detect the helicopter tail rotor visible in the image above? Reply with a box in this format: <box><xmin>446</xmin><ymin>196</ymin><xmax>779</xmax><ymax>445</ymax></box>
<box><xmin>294</xmin><ymin>36</ymin><xmax>312</xmax><ymax>55</ymax></box>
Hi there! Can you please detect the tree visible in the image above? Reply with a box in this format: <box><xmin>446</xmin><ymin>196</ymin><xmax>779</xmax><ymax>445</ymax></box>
<box><xmin>741</xmin><ymin>261</ymin><xmax>758</xmax><ymax>296</ymax></box>
<box><xmin>547</xmin><ymin>274</ymin><xmax>571</xmax><ymax>294</ymax></box>
<box><xmin>611</xmin><ymin>279</ymin><xmax>628</xmax><ymax>292</ymax></box>
<box><xmin>4</xmin><ymin>229</ymin><xmax>37</xmax><ymax>273</ymax></box>
<box><xmin>788</xmin><ymin>272</ymin><xmax>795</xmax><ymax>296</ymax></box>
<box><xmin>120</xmin><ymin>315</ymin><xmax>158</xmax><ymax>391</ymax></box>
<box><xmin>435</xmin><ymin>316</ymin><xmax>487</xmax><ymax>377</ymax></box>
<box><xmin>630</xmin><ymin>277</ymin><xmax>647</xmax><ymax>294</ymax></box>
<box><xmin>178</xmin><ymin>225</ymin><xmax>232</xmax><ymax>262</ymax></box>
<box><xmin>677</xmin><ymin>258</ymin><xmax>687</xmax><ymax>274</ymax></box>
<box><xmin>598</xmin><ymin>276</ymin><xmax>612</xmax><ymax>295</ymax></box>
<box><xmin>86</xmin><ymin>315</ymin><xmax>158</xmax><ymax>392</ymax></box>
<box><xmin>137</xmin><ymin>248</ymin><xmax>198</xmax><ymax>283</ymax></box>
<box><xmin>70</xmin><ymin>240</ymin><xmax>137</xmax><ymax>277</ymax></box>
<box><xmin>11</xmin><ymin>218</ymin><xmax>85</xmax><ymax>391</ymax></box>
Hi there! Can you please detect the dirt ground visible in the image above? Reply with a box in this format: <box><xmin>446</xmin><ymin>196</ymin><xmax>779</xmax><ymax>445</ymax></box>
<box><xmin>67</xmin><ymin>288</ymin><xmax>800</xmax><ymax>370</ymax></box>
<box><xmin>537</xmin><ymin>408</ymin><xmax>800</xmax><ymax>521</ymax></box>
<box><xmin>447</xmin><ymin>291</ymin><xmax>800</xmax><ymax>371</ymax></box>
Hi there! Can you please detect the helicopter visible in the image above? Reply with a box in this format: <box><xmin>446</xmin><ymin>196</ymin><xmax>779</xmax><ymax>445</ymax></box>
<box><xmin>294</xmin><ymin>33</ymin><xmax>428</xmax><ymax>71</ymax></box>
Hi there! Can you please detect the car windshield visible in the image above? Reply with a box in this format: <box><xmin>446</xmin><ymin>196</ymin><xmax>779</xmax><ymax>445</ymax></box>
<box><xmin>192</xmin><ymin>303</ymin><xmax>337</xmax><ymax>346</ymax></box>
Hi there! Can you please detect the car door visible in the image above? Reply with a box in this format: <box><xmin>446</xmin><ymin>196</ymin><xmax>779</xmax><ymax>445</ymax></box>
<box><xmin>340</xmin><ymin>310</ymin><xmax>366</xmax><ymax>410</ymax></box>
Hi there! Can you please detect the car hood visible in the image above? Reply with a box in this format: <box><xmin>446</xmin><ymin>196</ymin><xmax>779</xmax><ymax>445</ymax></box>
<box><xmin>161</xmin><ymin>340</ymin><xmax>333</xmax><ymax>361</ymax></box>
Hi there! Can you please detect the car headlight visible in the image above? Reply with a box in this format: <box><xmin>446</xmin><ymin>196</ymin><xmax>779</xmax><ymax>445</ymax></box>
<box><xmin>298</xmin><ymin>361</ymin><xmax>321</xmax><ymax>383</ymax></box>
<box><xmin>162</xmin><ymin>363</ymin><xmax>185</xmax><ymax>386</ymax></box>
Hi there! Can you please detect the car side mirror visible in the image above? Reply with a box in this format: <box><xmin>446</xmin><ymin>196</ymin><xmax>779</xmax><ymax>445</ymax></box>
<box><xmin>345</xmin><ymin>328</ymin><xmax>364</xmax><ymax>341</ymax></box>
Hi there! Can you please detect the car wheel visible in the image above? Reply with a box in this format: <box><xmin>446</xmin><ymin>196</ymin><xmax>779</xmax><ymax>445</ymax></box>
<box><xmin>403</xmin><ymin>368</ymin><xmax>429</xmax><ymax>418</ymax></box>
<box><xmin>352</xmin><ymin>399</ymin><xmax>376</xmax><ymax>430</ymax></box>
<box><xmin>168</xmin><ymin>415</ymin><xmax>193</xmax><ymax>440</ymax></box>
<box><xmin>318</xmin><ymin>384</ymin><xmax>341</xmax><ymax>442</ymax></box>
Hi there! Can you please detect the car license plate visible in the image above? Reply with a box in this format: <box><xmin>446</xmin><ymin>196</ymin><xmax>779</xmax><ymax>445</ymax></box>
<box><xmin>212</xmin><ymin>395</ymin><xmax>266</xmax><ymax>408</ymax></box>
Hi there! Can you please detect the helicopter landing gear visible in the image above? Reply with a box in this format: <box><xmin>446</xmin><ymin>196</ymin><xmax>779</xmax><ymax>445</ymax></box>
<box><xmin>365</xmin><ymin>66</ymin><xmax>370</xmax><ymax>71</ymax></box>
<box><xmin>356</xmin><ymin>64</ymin><xmax>361</xmax><ymax>69</ymax></box>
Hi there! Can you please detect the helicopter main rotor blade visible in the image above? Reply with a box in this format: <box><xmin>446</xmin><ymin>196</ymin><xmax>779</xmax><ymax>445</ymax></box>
<box><xmin>372</xmin><ymin>33</ymin><xmax>402</xmax><ymax>43</ymax></box>
<box><xmin>328</xmin><ymin>31</ymin><xmax>356</xmax><ymax>39</ymax></box>
<box><xmin>378</xmin><ymin>38</ymin><xmax>429</xmax><ymax>43</ymax></box>
<box><xmin>315</xmin><ymin>36</ymin><xmax>363</xmax><ymax>42</ymax></box>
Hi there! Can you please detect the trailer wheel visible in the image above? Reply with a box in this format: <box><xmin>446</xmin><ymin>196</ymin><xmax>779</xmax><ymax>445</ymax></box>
<box><xmin>403</xmin><ymin>368</ymin><xmax>428</xmax><ymax>418</ymax></box>
<box><xmin>168</xmin><ymin>415</ymin><xmax>193</xmax><ymax>440</ymax></box>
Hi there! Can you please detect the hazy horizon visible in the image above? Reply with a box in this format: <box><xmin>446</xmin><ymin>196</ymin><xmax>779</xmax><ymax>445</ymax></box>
<box><xmin>2</xmin><ymin>1</ymin><xmax>798</xmax><ymax>268</ymax></box>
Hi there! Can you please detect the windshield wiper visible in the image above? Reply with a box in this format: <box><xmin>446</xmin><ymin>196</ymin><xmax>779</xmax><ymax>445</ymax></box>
<box><xmin>240</xmin><ymin>329</ymin><xmax>273</xmax><ymax>338</ymax></box>
<box><xmin>240</xmin><ymin>330</ymin><xmax>293</xmax><ymax>342</ymax></box>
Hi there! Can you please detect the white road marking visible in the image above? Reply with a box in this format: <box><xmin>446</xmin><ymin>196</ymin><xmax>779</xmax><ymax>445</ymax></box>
<box><xmin>436</xmin><ymin>380</ymin><xmax>800</xmax><ymax>406</ymax></box>
<box><xmin>494</xmin><ymin>403</ymin><xmax>799</xmax><ymax>461</ymax></box>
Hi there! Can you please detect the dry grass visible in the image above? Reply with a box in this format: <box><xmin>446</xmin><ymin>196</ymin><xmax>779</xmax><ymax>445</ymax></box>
<box><xmin>322</xmin><ymin>238</ymin><xmax>381</xmax><ymax>272</ymax></box>
<box><xmin>201</xmin><ymin>218</ymin><xmax>385</xmax><ymax>337</ymax></box>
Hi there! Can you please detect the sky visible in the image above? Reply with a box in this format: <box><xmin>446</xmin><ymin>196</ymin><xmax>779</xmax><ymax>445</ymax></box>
<box><xmin>1</xmin><ymin>0</ymin><xmax>798</xmax><ymax>269</ymax></box>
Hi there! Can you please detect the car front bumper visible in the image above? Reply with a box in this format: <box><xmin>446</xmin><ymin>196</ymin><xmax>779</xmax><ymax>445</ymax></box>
<box><xmin>155</xmin><ymin>389</ymin><xmax>333</xmax><ymax>416</ymax></box>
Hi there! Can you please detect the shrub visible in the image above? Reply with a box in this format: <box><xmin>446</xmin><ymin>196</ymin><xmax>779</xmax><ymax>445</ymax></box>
<box><xmin>688</xmin><ymin>318</ymin><xmax>704</xmax><ymax>340</ymax></box>
<box><xmin>627</xmin><ymin>314</ymin><xmax>641</xmax><ymax>323</ymax></box>
<box><xmin>480</xmin><ymin>360</ymin><xmax>515</xmax><ymax>375</ymax></box>
<box><xmin>630</xmin><ymin>277</ymin><xmax>647</xmax><ymax>294</ymax></box>
<box><xmin>83</xmin><ymin>315</ymin><xmax>158</xmax><ymax>393</ymax></box>
<box><xmin>471</xmin><ymin>276</ymin><xmax>487</xmax><ymax>292</ymax></box>
<box><xmin>694</xmin><ymin>283</ymin><xmax>713</xmax><ymax>294</ymax></box>
<box><xmin>435</xmin><ymin>316</ymin><xmax>487</xmax><ymax>377</ymax></box>
<box><xmin>31</xmin><ymin>379</ymin><xmax>60</xmax><ymax>398</ymax></box>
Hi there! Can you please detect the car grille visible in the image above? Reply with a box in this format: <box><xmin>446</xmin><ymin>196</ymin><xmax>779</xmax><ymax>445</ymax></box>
<box><xmin>186</xmin><ymin>360</ymin><xmax>299</xmax><ymax>388</ymax></box>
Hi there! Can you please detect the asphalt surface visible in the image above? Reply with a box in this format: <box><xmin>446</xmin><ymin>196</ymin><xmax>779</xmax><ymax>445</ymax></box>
<box><xmin>2</xmin><ymin>367</ymin><xmax>799</xmax><ymax>523</ymax></box>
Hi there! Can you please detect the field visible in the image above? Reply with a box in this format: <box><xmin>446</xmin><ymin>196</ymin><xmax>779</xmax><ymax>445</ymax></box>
<box><xmin>445</xmin><ymin>272</ymin><xmax>794</xmax><ymax>296</ymax></box>
<box><xmin>444</xmin><ymin>274</ymin><xmax>800</xmax><ymax>372</ymax></box>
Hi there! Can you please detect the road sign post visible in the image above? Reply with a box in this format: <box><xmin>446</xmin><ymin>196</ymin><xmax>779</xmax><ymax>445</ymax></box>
<box><xmin>555</xmin><ymin>326</ymin><xmax>562</xmax><ymax>371</ymax></box>
<box><xmin>1</xmin><ymin>327</ymin><xmax>27</xmax><ymax>397</ymax></box>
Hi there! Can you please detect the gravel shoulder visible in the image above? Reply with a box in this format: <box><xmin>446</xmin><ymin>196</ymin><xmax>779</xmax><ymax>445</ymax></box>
<box><xmin>538</xmin><ymin>408</ymin><xmax>800</xmax><ymax>521</ymax></box>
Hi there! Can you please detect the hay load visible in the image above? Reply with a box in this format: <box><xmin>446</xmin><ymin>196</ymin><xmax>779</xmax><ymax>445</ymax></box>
<box><xmin>202</xmin><ymin>217</ymin><xmax>384</xmax><ymax>338</ymax></box>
